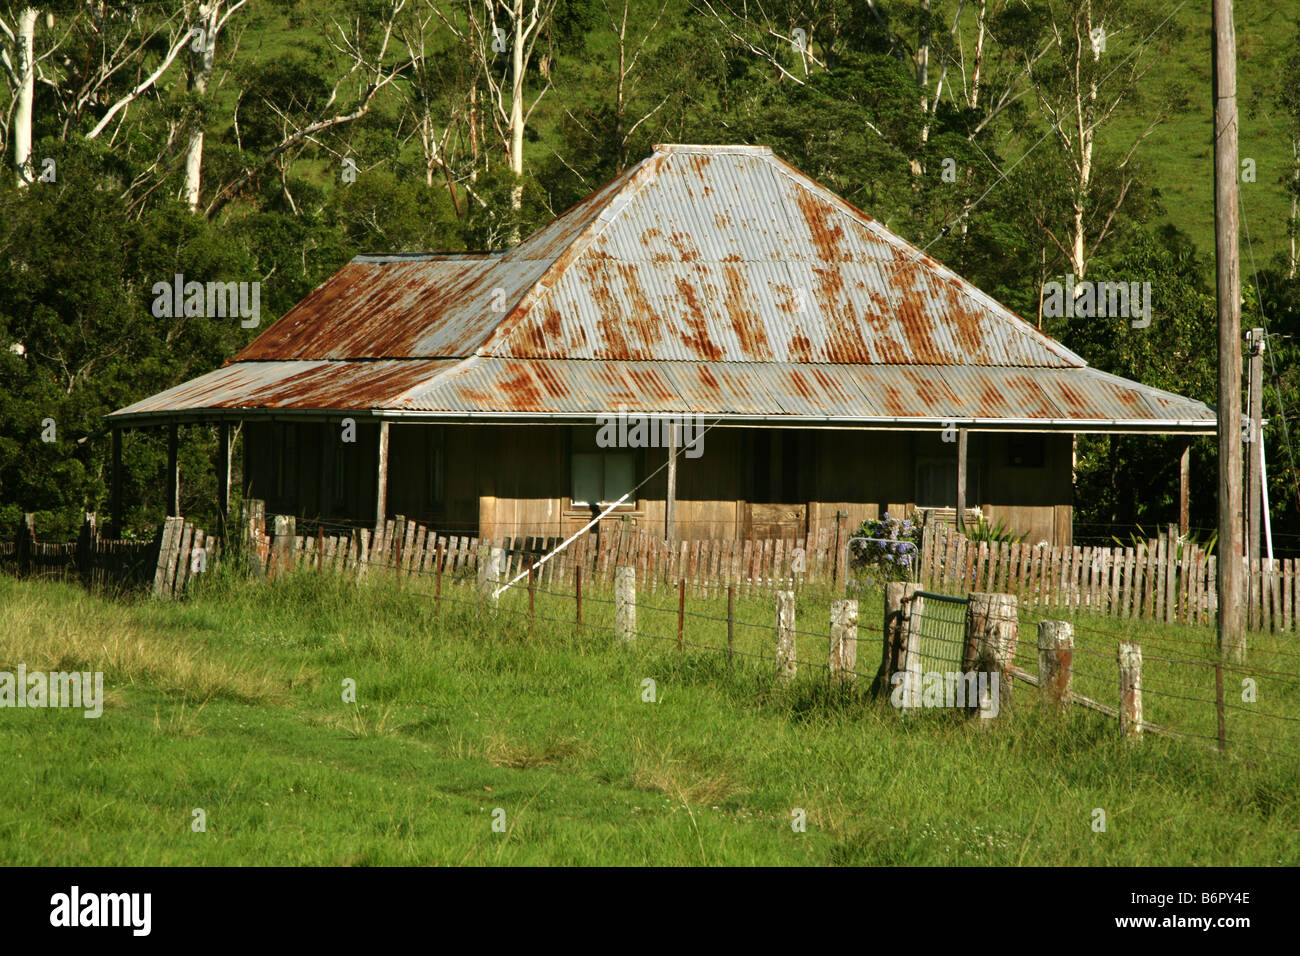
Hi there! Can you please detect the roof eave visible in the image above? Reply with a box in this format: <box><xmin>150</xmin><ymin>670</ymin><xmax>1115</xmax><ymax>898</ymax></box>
<box><xmin>103</xmin><ymin>406</ymin><xmax>1217</xmax><ymax>435</ymax></box>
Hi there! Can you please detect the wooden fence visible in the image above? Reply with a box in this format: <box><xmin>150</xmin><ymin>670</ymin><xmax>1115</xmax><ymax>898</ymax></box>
<box><xmin>241</xmin><ymin>503</ymin><xmax>851</xmax><ymax>595</ymax></box>
<box><xmin>918</xmin><ymin>521</ymin><xmax>1300</xmax><ymax>633</ymax></box>
<box><xmin>2</xmin><ymin>513</ymin><xmax>216</xmax><ymax>598</ymax></box>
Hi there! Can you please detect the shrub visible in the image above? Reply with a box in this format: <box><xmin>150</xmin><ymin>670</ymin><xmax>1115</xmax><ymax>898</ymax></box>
<box><xmin>848</xmin><ymin>512</ymin><xmax>920</xmax><ymax>583</ymax></box>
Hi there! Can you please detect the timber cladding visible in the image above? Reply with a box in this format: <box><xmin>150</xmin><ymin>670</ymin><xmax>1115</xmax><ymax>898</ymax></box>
<box><xmin>241</xmin><ymin>422</ymin><xmax>1074</xmax><ymax>547</ymax></box>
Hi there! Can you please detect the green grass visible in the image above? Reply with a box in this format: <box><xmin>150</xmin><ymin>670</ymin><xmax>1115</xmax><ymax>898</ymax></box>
<box><xmin>0</xmin><ymin>566</ymin><xmax>1296</xmax><ymax>866</ymax></box>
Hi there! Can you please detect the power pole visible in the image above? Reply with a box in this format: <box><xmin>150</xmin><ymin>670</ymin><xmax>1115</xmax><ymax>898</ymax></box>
<box><xmin>1245</xmin><ymin>328</ymin><xmax>1264</xmax><ymax>628</ymax></box>
<box><xmin>1214</xmin><ymin>0</ymin><xmax>1245</xmax><ymax>662</ymax></box>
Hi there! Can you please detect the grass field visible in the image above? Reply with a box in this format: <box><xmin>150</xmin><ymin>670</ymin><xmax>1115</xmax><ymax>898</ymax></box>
<box><xmin>0</xmin><ymin>567</ymin><xmax>1296</xmax><ymax>866</ymax></box>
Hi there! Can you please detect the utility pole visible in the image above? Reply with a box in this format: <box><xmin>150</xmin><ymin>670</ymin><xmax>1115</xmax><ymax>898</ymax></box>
<box><xmin>1245</xmin><ymin>328</ymin><xmax>1264</xmax><ymax>628</ymax></box>
<box><xmin>1214</xmin><ymin>0</ymin><xmax>1245</xmax><ymax>662</ymax></box>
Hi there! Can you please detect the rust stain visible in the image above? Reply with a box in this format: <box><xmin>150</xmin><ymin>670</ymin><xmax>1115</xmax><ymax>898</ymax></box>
<box><xmin>667</xmin><ymin>231</ymin><xmax>702</xmax><ymax>263</ymax></box>
<box><xmin>794</xmin><ymin>186</ymin><xmax>846</xmax><ymax>264</ymax></box>
<box><xmin>673</xmin><ymin>277</ymin><xmax>723</xmax><ymax>361</ymax></box>
<box><xmin>498</xmin><ymin>362</ymin><xmax>542</xmax><ymax>410</ymax></box>
<box><xmin>788</xmin><ymin>370</ymin><xmax>815</xmax><ymax>401</ymax></box>
<box><xmin>723</xmin><ymin>264</ymin><xmax>768</xmax><ymax>359</ymax></box>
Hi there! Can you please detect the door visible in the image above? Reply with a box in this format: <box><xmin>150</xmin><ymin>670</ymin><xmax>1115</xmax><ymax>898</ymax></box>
<box><xmin>743</xmin><ymin>430</ymin><xmax>807</xmax><ymax>539</ymax></box>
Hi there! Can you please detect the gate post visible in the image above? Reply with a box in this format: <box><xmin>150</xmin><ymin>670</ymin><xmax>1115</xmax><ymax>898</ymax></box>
<box><xmin>874</xmin><ymin>582</ymin><xmax>919</xmax><ymax>697</ymax></box>
<box><xmin>965</xmin><ymin>592</ymin><xmax>1018</xmax><ymax>721</ymax></box>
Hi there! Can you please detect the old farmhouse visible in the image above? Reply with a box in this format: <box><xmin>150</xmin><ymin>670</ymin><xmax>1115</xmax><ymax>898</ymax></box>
<box><xmin>107</xmin><ymin>144</ymin><xmax>1217</xmax><ymax>547</ymax></box>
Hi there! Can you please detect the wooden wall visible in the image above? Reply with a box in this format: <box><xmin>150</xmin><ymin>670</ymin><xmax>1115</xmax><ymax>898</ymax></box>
<box><xmin>244</xmin><ymin>421</ymin><xmax>1074</xmax><ymax>545</ymax></box>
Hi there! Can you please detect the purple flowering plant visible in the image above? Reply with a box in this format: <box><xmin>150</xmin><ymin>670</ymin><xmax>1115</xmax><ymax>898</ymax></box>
<box><xmin>848</xmin><ymin>512</ymin><xmax>921</xmax><ymax>583</ymax></box>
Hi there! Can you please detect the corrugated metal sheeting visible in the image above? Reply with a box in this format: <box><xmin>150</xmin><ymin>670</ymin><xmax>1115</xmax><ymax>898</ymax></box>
<box><xmin>110</xmin><ymin>359</ymin><xmax>461</xmax><ymax>420</ymax></box>
<box><xmin>108</xmin><ymin>144</ymin><xmax>1215</xmax><ymax>431</ymax></box>
<box><xmin>390</xmin><ymin>359</ymin><xmax>1212</xmax><ymax>428</ymax></box>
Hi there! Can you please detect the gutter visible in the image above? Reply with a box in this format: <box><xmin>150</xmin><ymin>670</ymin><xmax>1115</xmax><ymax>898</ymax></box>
<box><xmin>102</xmin><ymin>407</ymin><xmax>1220</xmax><ymax>435</ymax></box>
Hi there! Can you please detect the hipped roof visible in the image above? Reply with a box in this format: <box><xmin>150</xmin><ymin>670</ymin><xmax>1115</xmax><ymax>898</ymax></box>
<box><xmin>109</xmin><ymin>144</ymin><xmax>1216</xmax><ymax>432</ymax></box>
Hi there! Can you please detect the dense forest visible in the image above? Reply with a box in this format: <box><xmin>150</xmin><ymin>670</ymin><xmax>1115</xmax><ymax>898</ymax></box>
<box><xmin>2</xmin><ymin>0</ymin><xmax>1299</xmax><ymax>552</ymax></box>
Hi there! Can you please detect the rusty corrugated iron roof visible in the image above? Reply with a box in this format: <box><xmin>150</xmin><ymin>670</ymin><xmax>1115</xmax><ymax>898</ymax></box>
<box><xmin>109</xmin><ymin>359</ymin><xmax>460</xmax><ymax>420</ymax></box>
<box><xmin>105</xmin><ymin>357</ymin><xmax>1215</xmax><ymax>432</ymax></box>
<box><xmin>109</xmin><ymin>144</ymin><xmax>1214</xmax><ymax>431</ymax></box>
<box><xmin>231</xmin><ymin>144</ymin><xmax>1082</xmax><ymax>366</ymax></box>
<box><xmin>385</xmin><ymin>359</ymin><xmax>1213</xmax><ymax>428</ymax></box>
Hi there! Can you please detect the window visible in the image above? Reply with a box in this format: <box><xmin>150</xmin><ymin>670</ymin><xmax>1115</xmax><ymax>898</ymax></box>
<box><xmin>1007</xmin><ymin>434</ymin><xmax>1046</xmax><ymax>468</ymax></box>
<box><xmin>916</xmin><ymin>459</ymin><xmax>978</xmax><ymax>509</ymax></box>
<box><xmin>571</xmin><ymin>451</ymin><xmax>636</xmax><ymax>507</ymax></box>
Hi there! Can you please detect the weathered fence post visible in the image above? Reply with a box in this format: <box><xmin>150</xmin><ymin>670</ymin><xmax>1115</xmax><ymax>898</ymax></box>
<box><xmin>966</xmin><ymin>592</ymin><xmax>1018</xmax><ymax>721</ymax></box>
<box><xmin>1037</xmin><ymin>620</ymin><xmax>1074</xmax><ymax>709</ymax></box>
<box><xmin>15</xmin><ymin>514</ymin><xmax>35</xmax><ymax>577</ymax></box>
<box><xmin>1118</xmin><ymin>641</ymin><xmax>1143</xmax><ymax>737</ymax></box>
<box><xmin>900</xmin><ymin>591</ymin><xmax>925</xmax><ymax>710</ymax></box>
<box><xmin>677</xmin><ymin>578</ymin><xmax>686</xmax><ymax>651</ymax></box>
<box><xmin>355</xmin><ymin>530</ymin><xmax>370</xmax><ymax>581</ymax></box>
<box><xmin>151</xmin><ymin>516</ymin><xmax>185</xmax><ymax>598</ymax></box>
<box><xmin>829</xmin><ymin>599</ymin><xmax>858</xmax><ymax>685</ymax></box>
<box><xmin>727</xmin><ymin>584</ymin><xmax>736</xmax><ymax>666</ymax></box>
<box><xmin>775</xmin><ymin>589</ymin><xmax>796</xmax><ymax>682</ymax></box>
<box><xmin>874</xmin><ymin>582</ymin><xmax>919</xmax><ymax>698</ymax></box>
<box><xmin>269</xmin><ymin>515</ymin><xmax>295</xmax><ymax>579</ymax></box>
<box><xmin>833</xmin><ymin>510</ymin><xmax>849</xmax><ymax>589</ymax></box>
<box><xmin>77</xmin><ymin>512</ymin><xmax>97</xmax><ymax>585</ymax></box>
<box><xmin>615</xmin><ymin>565</ymin><xmax>636</xmax><ymax>643</ymax></box>
<box><xmin>575</xmin><ymin>565</ymin><xmax>583</xmax><ymax>633</ymax></box>
<box><xmin>1215</xmin><ymin>659</ymin><xmax>1227</xmax><ymax>753</ymax></box>
<box><xmin>434</xmin><ymin>543</ymin><xmax>444</xmax><ymax>617</ymax></box>
<box><xmin>241</xmin><ymin>499</ymin><xmax>266</xmax><ymax>579</ymax></box>
<box><xmin>477</xmin><ymin>545</ymin><xmax>501</xmax><ymax>602</ymax></box>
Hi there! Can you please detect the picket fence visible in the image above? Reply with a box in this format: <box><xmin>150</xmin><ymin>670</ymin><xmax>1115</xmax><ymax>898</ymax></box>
<box><xmin>242</xmin><ymin>504</ymin><xmax>851</xmax><ymax>595</ymax></box>
<box><xmin>918</xmin><ymin>521</ymin><xmax>1300</xmax><ymax>633</ymax></box>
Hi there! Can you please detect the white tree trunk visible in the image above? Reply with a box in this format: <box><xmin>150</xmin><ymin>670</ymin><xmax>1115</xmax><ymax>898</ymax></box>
<box><xmin>911</xmin><ymin>0</ymin><xmax>930</xmax><ymax>179</ymax></box>
<box><xmin>508</xmin><ymin>0</ymin><xmax>526</xmax><ymax>233</ymax></box>
<box><xmin>970</xmin><ymin>0</ymin><xmax>986</xmax><ymax>110</ymax></box>
<box><xmin>1070</xmin><ymin>3</ymin><xmax>1100</xmax><ymax>280</ymax></box>
<box><xmin>183</xmin><ymin>4</ymin><xmax>219</xmax><ymax>211</ymax></box>
<box><xmin>13</xmin><ymin>7</ymin><xmax>37</xmax><ymax>188</ymax></box>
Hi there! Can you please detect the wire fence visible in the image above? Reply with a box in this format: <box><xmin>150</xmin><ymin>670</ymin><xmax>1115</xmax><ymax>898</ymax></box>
<box><xmin>10</xmin><ymin>508</ymin><xmax>1300</xmax><ymax>765</ymax></box>
<box><xmin>273</xmin><ymin>547</ymin><xmax>1300</xmax><ymax>765</ymax></box>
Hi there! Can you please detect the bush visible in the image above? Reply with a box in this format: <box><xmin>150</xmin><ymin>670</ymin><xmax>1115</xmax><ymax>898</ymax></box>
<box><xmin>848</xmin><ymin>512</ymin><xmax>920</xmax><ymax>583</ymax></box>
